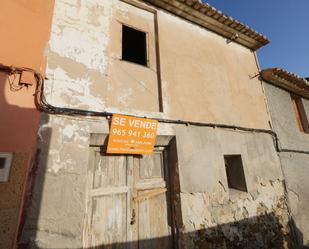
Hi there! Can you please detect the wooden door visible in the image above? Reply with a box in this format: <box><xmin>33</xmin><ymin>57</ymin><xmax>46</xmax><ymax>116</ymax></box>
<box><xmin>84</xmin><ymin>151</ymin><xmax>133</xmax><ymax>248</ymax></box>
<box><xmin>132</xmin><ymin>149</ymin><xmax>173</xmax><ymax>249</ymax></box>
<box><xmin>84</xmin><ymin>148</ymin><xmax>174</xmax><ymax>249</ymax></box>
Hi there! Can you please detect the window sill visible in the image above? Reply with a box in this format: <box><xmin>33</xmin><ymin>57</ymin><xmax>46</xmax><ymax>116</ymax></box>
<box><xmin>228</xmin><ymin>188</ymin><xmax>249</xmax><ymax>200</ymax></box>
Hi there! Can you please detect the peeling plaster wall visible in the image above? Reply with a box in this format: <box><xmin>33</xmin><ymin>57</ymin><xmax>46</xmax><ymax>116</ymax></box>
<box><xmin>44</xmin><ymin>0</ymin><xmax>111</xmax><ymax>111</ymax></box>
<box><xmin>21</xmin><ymin>114</ymin><xmax>175</xmax><ymax>248</ymax></box>
<box><xmin>21</xmin><ymin>0</ymin><xmax>293</xmax><ymax>248</ymax></box>
<box><xmin>45</xmin><ymin>0</ymin><xmax>160</xmax><ymax>114</ymax></box>
<box><xmin>175</xmin><ymin>126</ymin><xmax>293</xmax><ymax>249</ymax></box>
<box><xmin>21</xmin><ymin>119</ymin><xmax>294</xmax><ymax>248</ymax></box>
<box><xmin>264</xmin><ymin>83</ymin><xmax>309</xmax><ymax>246</ymax></box>
<box><xmin>175</xmin><ymin>127</ymin><xmax>283</xmax><ymax>194</ymax></box>
<box><xmin>43</xmin><ymin>0</ymin><xmax>271</xmax><ymax>128</ymax></box>
<box><xmin>180</xmin><ymin>186</ymin><xmax>291</xmax><ymax>249</ymax></box>
<box><xmin>21</xmin><ymin>115</ymin><xmax>93</xmax><ymax>248</ymax></box>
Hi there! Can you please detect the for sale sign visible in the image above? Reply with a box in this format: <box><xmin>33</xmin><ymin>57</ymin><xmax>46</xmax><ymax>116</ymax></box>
<box><xmin>107</xmin><ymin>114</ymin><xmax>158</xmax><ymax>155</ymax></box>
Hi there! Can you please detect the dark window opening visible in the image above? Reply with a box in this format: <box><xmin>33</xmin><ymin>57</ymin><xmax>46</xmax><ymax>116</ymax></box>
<box><xmin>0</xmin><ymin>158</ymin><xmax>6</xmax><ymax>169</ymax></box>
<box><xmin>224</xmin><ymin>155</ymin><xmax>247</xmax><ymax>192</ymax></box>
<box><xmin>291</xmin><ymin>94</ymin><xmax>309</xmax><ymax>133</ymax></box>
<box><xmin>122</xmin><ymin>25</ymin><xmax>147</xmax><ymax>66</ymax></box>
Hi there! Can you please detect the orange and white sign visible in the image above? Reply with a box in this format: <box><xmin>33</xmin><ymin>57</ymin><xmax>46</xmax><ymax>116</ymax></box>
<box><xmin>107</xmin><ymin>114</ymin><xmax>158</xmax><ymax>155</ymax></box>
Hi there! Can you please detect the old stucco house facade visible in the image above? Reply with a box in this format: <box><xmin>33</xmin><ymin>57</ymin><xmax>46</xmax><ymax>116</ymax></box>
<box><xmin>0</xmin><ymin>0</ymin><xmax>305</xmax><ymax>248</ymax></box>
<box><xmin>19</xmin><ymin>0</ymin><xmax>295</xmax><ymax>248</ymax></box>
<box><xmin>262</xmin><ymin>68</ymin><xmax>309</xmax><ymax>248</ymax></box>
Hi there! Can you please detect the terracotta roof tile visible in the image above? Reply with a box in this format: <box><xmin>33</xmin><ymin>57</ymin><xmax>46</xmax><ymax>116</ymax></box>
<box><xmin>261</xmin><ymin>68</ymin><xmax>309</xmax><ymax>99</ymax></box>
<box><xmin>143</xmin><ymin>0</ymin><xmax>269</xmax><ymax>50</ymax></box>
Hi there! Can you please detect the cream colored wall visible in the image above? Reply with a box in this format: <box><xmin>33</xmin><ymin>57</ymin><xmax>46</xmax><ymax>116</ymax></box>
<box><xmin>108</xmin><ymin>1</ymin><xmax>160</xmax><ymax>112</ymax></box>
<box><xmin>157</xmin><ymin>11</ymin><xmax>270</xmax><ymax>128</ymax></box>
<box><xmin>44</xmin><ymin>0</ymin><xmax>271</xmax><ymax>129</ymax></box>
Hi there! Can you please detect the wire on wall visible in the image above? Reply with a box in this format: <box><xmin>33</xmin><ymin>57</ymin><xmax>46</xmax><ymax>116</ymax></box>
<box><xmin>1</xmin><ymin>63</ymin><xmax>308</xmax><ymax>155</ymax></box>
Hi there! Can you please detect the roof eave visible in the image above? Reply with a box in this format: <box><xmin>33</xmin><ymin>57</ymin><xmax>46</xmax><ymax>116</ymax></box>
<box><xmin>261</xmin><ymin>68</ymin><xmax>309</xmax><ymax>99</ymax></box>
<box><xmin>143</xmin><ymin>0</ymin><xmax>269</xmax><ymax>50</ymax></box>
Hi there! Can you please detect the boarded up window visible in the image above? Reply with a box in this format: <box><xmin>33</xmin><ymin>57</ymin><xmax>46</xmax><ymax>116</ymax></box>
<box><xmin>291</xmin><ymin>94</ymin><xmax>309</xmax><ymax>133</ymax></box>
<box><xmin>224</xmin><ymin>155</ymin><xmax>247</xmax><ymax>192</ymax></box>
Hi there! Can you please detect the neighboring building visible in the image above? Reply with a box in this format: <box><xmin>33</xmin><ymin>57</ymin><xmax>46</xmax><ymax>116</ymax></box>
<box><xmin>18</xmin><ymin>0</ymin><xmax>297</xmax><ymax>248</ymax></box>
<box><xmin>262</xmin><ymin>68</ymin><xmax>309</xmax><ymax>248</ymax></box>
<box><xmin>0</xmin><ymin>1</ymin><xmax>54</xmax><ymax>248</ymax></box>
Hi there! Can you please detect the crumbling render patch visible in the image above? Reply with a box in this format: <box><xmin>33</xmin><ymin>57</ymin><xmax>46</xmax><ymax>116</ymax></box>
<box><xmin>180</xmin><ymin>180</ymin><xmax>294</xmax><ymax>249</ymax></box>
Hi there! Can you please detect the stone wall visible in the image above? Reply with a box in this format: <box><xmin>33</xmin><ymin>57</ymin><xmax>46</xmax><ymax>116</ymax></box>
<box><xmin>174</xmin><ymin>126</ymin><xmax>294</xmax><ymax>249</ymax></box>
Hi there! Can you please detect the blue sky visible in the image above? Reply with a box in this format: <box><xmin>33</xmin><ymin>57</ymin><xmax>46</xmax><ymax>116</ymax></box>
<box><xmin>203</xmin><ymin>0</ymin><xmax>309</xmax><ymax>77</ymax></box>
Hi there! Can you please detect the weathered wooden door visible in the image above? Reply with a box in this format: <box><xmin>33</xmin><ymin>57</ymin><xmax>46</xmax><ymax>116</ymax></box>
<box><xmin>84</xmin><ymin>148</ymin><xmax>174</xmax><ymax>249</ymax></box>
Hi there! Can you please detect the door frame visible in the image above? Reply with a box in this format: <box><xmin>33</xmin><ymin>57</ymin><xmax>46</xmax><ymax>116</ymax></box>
<box><xmin>83</xmin><ymin>134</ymin><xmax>180</xmax><ymax>249</ymax></box>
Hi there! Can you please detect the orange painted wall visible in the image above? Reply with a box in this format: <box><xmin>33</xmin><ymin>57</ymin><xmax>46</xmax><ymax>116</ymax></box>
<box><xmin>0</xmin><ymin>1</ymin><xmax>54</xmax><ymax>248</ymax></box>
<box><xmin>0</xmin><ymin>0</ymin><xmax>54</xmax><ymax>150</ymax></box>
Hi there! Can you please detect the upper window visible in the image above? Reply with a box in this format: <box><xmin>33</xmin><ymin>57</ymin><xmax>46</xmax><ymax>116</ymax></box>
<box><xmin>291</xmin><ymin>94</ymin><xmax>309</xmax><ymax>133</ymax></box>
<box><xmin>122</xmin><ymin>25</ymin><xmax>147</xmax><ymax>66</ymax></box>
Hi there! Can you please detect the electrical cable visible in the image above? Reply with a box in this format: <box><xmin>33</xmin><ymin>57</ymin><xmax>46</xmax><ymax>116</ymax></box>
<box><xmin>1</xmin><ymin>63</ymin><xmax>309</xmax><ymax>155</ymax></box>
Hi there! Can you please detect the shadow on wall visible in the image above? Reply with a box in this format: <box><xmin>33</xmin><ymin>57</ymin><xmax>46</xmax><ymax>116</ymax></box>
<box><xmin>11</xmin><ymin>115</ymin><xmax>307</xmax><ymax>249</ymax></box>
<box><xmin>2</xmin><ymin>78</ymin><xmax>304</xmax><ymax>249</ymax></box>
<box><xmin>18</xmin><ymin>114</ymin><xmax>52</xmax><ymax>248</ymax></box>
<box><xmin>0</xmin><ymin>72</ymin><xmax>40</xmax><ymax>149</ymax></box>
<box><xmin>0</xmin><ymin>71</ymin><xmax>47</xmax><ymax>249</ymax></box>
<box><xmin>290</xmin><ymin>218</ymin><xmax>309</xmax><ymax>249</ymax></box>
<box><xmin>19</xmin><ymin>212</ymin><xmax>307</xmax><ymax>249</ymax></box>
<box><xmin>17</xmin><ymin>113</ymin><xmax>52</xmax><ymax>249</ymax></box>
